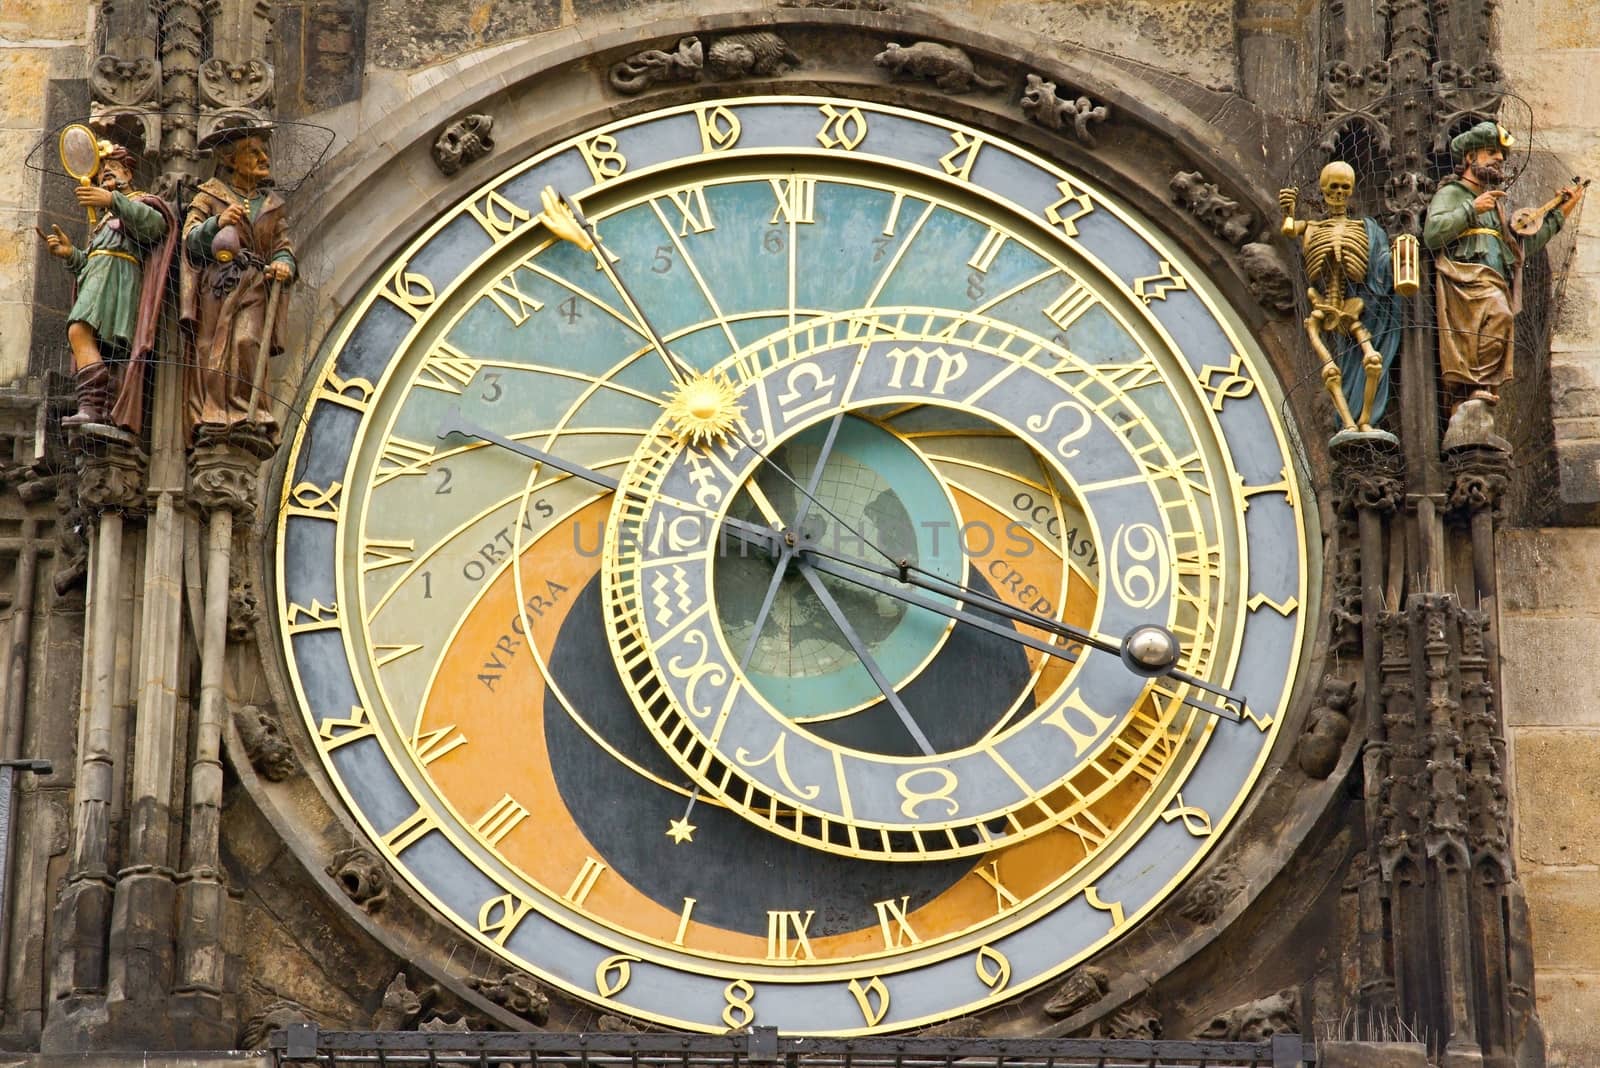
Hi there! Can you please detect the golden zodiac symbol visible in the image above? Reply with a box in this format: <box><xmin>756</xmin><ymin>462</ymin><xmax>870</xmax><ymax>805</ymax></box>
<box><xmin>1026</xmin><ymin>399</ymin><xmax>1092</xmax><ymax>459</ymax></box>
<box><xmin>666</xmin><ymin>629</ymin><xmax>729</xmax><ymax>719</ymax></box>
<box><xmin>896</xmin><ymin>766</ymin><xmax>960</xmax><ymax>819</ymax></box>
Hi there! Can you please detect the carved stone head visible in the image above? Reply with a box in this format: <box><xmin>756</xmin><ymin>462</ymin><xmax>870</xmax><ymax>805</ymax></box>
<box><xmin>433</xmin><ymin>114</ymin><xmax>495</xmax><ymax>177</ymax></box>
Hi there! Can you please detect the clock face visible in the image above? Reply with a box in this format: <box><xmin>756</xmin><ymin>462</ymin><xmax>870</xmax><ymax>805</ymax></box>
<box><xmin>275</xmin><ymin>96</ymin><xmax>1311</xmax><ymax>1034</ymax></box>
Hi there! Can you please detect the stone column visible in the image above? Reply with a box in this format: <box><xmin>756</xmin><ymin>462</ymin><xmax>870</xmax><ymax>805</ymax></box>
<box><xmin>1332</xmin><ymin>439</ymin><xmax>1404</xmax><ymax>1019</ymax></box>
<box><xmin>173</xmin><ymin>429</ymin><xmax>270</xmax><ymax>1047</ymax></box>
<box><xmin>47</xmin><ymin>444</ymin><xmax>145</xmax><ymax>1021</ymax></box>
<box><xmin>157</xmin><ymin>0</ymin><xmax>205</xmax><ymax>194</ymax></box>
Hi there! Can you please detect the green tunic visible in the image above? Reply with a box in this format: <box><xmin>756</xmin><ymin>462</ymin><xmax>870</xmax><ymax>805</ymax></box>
<box><xmin>1422</xmin><ymin>179</ymin><xmax>1563</xmax><ymax>274</ymax></box>
<box><xmin>63</xmin><ymin>191</ymin><xmax>168</xmax><ymax>350</ymax></box>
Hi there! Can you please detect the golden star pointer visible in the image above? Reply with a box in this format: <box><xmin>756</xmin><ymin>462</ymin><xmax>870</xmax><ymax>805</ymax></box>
<box><xmin>666</xmin><ymin>817</ymin><xmax>696</xmax><ymax>844</ymax></box>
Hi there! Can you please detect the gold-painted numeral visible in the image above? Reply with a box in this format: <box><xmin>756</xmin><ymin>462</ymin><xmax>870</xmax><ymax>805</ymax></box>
<box><xmin>873</xmin><ymin>896</ymin><xmax>921</xmax><ymax>948</ymax></box>
<box><xmin>1096</xmin><ymin>355</ymin><xmax>1163</xmax><ymax>393</ymax></box>
<box><xmin>1160</xmin><ymin>794</ymin><xmax>1213</xmax><ymax>837</ymax></box>
<box><xmin>734</xmin><ymin>733</ymin><xmax>822</xmax><ymax>800</ymax></box>
<box><xmin>974</xmin><ymin>861</ymin><xmax>1021</xmax><ymax>913</ymax></box>
<box><xmin>413</xmin><ymin>724</ymin><xmax>469</xmax><ymax>765</ymax></box>
<box><xmin>474</xmin><ymin>793</ymin><xmax>531</xmax><ymax>846</ymax></box>
<box><xmin>848</xmin><ymin>977</ymin><xmax>890</xmax><ymax>1026</ymax></box>
<box><xmin>1247</xmin><ymin>592</ymin><xmax>1299</xmax><ymax>616</ymax></box>
<box><xmin>673</xmin><ymin>897</ymin><xmax>697</xmax><ymax>946</ymax></box>
<box><xmin>722</xmin><ymin>979</ymin><xmax>757</xmax><ymax>1029</ymax></box>
<box><xmin>564</xmin><ymin>856</ymin><xmax>607</xmax><ymax>906</ymax></box>
<box><xmin>286</xmin><ymin>480</ymin><xmax>342</xmax><ymax>520</ymax></box>
<box><xmin>1044</xmin><ymin>279</ymin><xmax>1099</xmax><ymax>331</ymax></box>
<box><xmin>1197</xmin><ymin>351</ymin><xmax>1256</xmax><ymax>410</ymax></box>
<box><xmin>596</xmin><ymin>954</ymin><xmax>640</xmax><ymax>997</ymax></box>
<box><xmin>766</xmin><ymin>909</ymin><xmax>817</xmax><ymax>960</ymax></box>
<box><xmin>884</xmin><ymin>345</ymin><xmax>967</xmax><ymax>395</ymax></box>
<box><xmin>816</xmin><ymin>104</ymin><xmax>867</xmax><ymax>150</ymax></box>
<box><xmin>896</xmin><ymin>766</ymin><xmax>958</xmax><ymax>819</ymax></box>
<box><xmin>477</xmin><ymin>890</ymin><xmax>534</xmax><ymax>945</ymax></box>
<box><xmin>664</xmin><ymin>185</ymin><xmax>716</xmax><ymax>235</ymax></box>
<box><xmin>769</xmin><ymin>177</ymin><xmax>816</xmax><ymax>224</ymax></box>
<box><xmin>1044</xmin><ymin>178</ymin><xmax>1095</xmax><ymax>237</ymax></box>
<box><xmin>1042</xmin><ymin>688</ymin><xmax>1117</xmax><ymax>757</ymax></box>
<box><xmin>373</xmin><ymin>642</ymin><xmax>422</xmax><ymax>667</ymax></box>
<box><xmin>374</xmin><ymin>437</ymin><xmax>437</xmax><ymax>486</ymax></box>
<box><xmin>465</xmin><ymin>188</ymin><xmax>532</xmax><ymax>240</ymax></box>
<box><xmin>1142</xmin><ymin>448</ymin><xmax>1209</xmax><ymax>496</ymax></box>
<box><xmin>317</xmin><ymin>704</ymin><xmax>374</xmax><ymax>750</ymax></box>
<box><xmin>967</xmin><ymin>227</ymin><xmax>1007</xmax><ymax>273</ymax></box>
<box><xmin>881</xmin><ymin>191</ymin><xmax>906</xmax><ymax>236</ymax></box>
<box><xmin>486</xmin><ymin>268</ymin><xmax>544</xmax><ymax>326</ymax></box>
<box><xmin>1133</xmin><ymin>260</ymin><xmax>1189</xmax><ymax>304</ymax></box>
<box><xmin>1064</xmin><ymin>809</ymin><xmax>1111</xmax><ymax>851</ymax></box>
<box><xmin>696</xmin><ymin>104</ymin><xmax>742</xmax><ymax>152</ymax></box>
<box><xmin>578</xmin><ymin>133</ymin><xmax>627</xmax><ymax>182</ymax></box>
<box><xmin>286</xmin><ymin>599</ymin><xmax>340</xmax><ymax>634</ymax></box>
<box><xmin>1240</xmin><ymin>468</ymin><xmax>1295</xmax><ymax>511</ymax></box>
<box><xmin>318</xmin><ymin>371</ymin><xmax>375</xmax><ymax>412</ymax></box>
<box><xmin>976</xmin><ymin>945</ymin><xmax>1011</xmax><ymax>993</ymax></box>
<box><xmin>380</xmin><ymin>263</ymin><xmax>436</xmax><ymax>319</ymax></box>
<box><xmin>940</xmin><ymin>130</ymin><xmax>983</xmax><ymax>181</ymax></box>
<box><xmin>1085</xmin><ymin>884</ymin><xmax>1126</xmax><ymax>929</ymax></box>
<box><xmin>362</xmin><ymin>537</ymin><xmax>415</xmax><ymax>572</ymax></box>
<box><xmin>382</xmin><ymin>807</ymin><xmax>440</xmax><ymax>855</ymax></box>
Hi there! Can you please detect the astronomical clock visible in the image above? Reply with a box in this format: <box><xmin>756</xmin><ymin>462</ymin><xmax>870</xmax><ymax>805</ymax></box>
<box><xmin>274</xmin><ymin>94</ymin><xmax>1312</xmax><ymax>1034</ymax></box>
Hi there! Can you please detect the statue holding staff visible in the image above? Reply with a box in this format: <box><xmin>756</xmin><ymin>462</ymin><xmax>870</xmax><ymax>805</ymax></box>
<box><xmin>181</xmin><ymin>120</ymin><xmax>295</xmax><ymax>441</ymax></box>
<box><xmin>1280</xmin><ymin>161</ymin><xmax>1412</xmax><ymax>439</ymax></box>
<box><xmin>1424</xmin><ymin>120</ymin><xmax>1584</xmax><ymax>444</ymax></box>
<box><xmin>41</xmin><ymin>135</ymin><xmax>177</xmax><ymax>432</ymax></box>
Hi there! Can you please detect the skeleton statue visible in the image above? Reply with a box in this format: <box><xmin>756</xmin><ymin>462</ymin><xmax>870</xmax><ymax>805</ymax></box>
<box><xmin>1280</xmin><ymin>162</ymin><xmax>1408</xmax><ymax>434</ymax></box>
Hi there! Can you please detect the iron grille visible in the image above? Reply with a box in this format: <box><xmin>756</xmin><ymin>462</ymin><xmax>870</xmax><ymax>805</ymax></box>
<box><xmin>269</xmin><ymin>1025</ymin><xmax>1314</xmax><ymax>1068</ymax></box>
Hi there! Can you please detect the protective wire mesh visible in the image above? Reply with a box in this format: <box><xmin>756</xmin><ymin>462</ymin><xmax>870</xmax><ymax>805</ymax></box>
<box><xmin>1279</xmin><ymin>91</ymin><xmax>1584</xmax><ymax>522</ymax></box>
<box><xmin>23</xmin><ymin>116</ymin><xmax>336</xmax><ymax>460</ymax></box>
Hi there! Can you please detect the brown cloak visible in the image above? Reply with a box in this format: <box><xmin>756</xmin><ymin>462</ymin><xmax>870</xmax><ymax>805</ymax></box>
<box><xmin>179</xmin><ymin>178</ymin><xmax>294</xmax><ymax>439</ymax></box>
<box><xmin>97</xmin><ymin>192</ymin><xmax>178</xmax><ymax>435</ymax></box>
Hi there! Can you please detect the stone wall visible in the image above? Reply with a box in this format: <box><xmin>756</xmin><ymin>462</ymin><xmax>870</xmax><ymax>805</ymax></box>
<box><xmin>1498</xmin><ymin>3</ymin><xmax>1600</xmax><ymax>1066</ymax></box>
<box><xmin>0</xmin><ymin>0</ymin><xmax>86</xmax><ymax>386</ymax></box>
<box><xmin>344</xmin><ymin>0</ymin><xmax>1244</xmax><ymax>89</ymax></box>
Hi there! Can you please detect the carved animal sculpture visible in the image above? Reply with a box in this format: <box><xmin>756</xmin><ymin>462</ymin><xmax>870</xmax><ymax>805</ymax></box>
<box><xmin>608</xmin><ymin>36</ymin><xmax>704</xmax><ymax>95</ymax></box>
<box><xmin>705</xmin><ymin>33</ymin><xmax>800</xmax><ymax>79</ymax></box>
<box><xmin>1020</xmin><ymin>73</ymin><xmax>1110</xmax><ymax>145</ymax></box>
<box><xmin>874</xmin><ymin>42</ymin><xmax>1004</xmax><ymax>93</ymax></box>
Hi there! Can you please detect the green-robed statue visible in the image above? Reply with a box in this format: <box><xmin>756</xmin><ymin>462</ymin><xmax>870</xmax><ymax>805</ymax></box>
<box><xmin>42</xmin><ymin>142</ymin><xmax>178</xmax><ymax>432</ymax></box>
<box><xmin>1424</xmin><ymin>121</ymin><xmax>1583</xmax><ymax>426</ymax></box>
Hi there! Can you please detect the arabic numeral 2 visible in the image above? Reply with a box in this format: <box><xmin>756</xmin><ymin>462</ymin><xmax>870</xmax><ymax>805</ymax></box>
<box><xmin>763</xmin><ymin>229</ymin><xmax>785</xmax><ymax>254</ymax></box>
<box><xmin>434</xmin><ymin>466</ymin><xmax>453</xmax><ymax>495</ymax></box>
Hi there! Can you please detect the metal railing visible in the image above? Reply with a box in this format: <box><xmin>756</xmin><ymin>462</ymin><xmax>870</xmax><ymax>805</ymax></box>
<box><xmin>270</xmin><ymin>1024</ymin><xmax>1315</xmax><ymax>1068</ymax></box>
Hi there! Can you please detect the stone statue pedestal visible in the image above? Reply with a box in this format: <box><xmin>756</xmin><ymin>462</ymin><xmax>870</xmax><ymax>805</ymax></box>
<box><xmin>1442</xmin><ymin>398</ymin><xmax>1511</xmax><ymax>453</ymax></box>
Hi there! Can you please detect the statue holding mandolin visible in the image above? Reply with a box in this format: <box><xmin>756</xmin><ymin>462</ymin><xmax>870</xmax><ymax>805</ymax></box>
<box><xmin>1424</xmin><ymin>120</ymin><xmax>1585</xmax><ymax>447</ymax></box>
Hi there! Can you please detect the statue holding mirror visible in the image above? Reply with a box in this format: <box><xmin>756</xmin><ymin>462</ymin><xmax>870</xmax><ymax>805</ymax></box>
<box><xmin>41</xmin><ymin>126</ymin><xmax>177</xmax><ymax>433</ymax></box>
